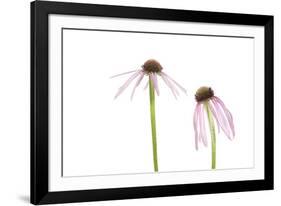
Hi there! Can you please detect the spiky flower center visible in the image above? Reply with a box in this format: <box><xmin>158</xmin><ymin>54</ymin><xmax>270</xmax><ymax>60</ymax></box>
<box><xmin>195</xmin><ymin>86</ymin><xmax>214</xmax><ymax>102</ymax></box>
<box><xmin>142</xmin><ymin>59</ymin><xmax>163</xmax><ymax>73</ymax></box>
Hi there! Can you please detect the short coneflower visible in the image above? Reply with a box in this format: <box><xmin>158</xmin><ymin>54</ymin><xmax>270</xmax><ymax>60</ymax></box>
<box><xmin>193</xmin><ymin>86</ymin><xmax>235</xmax><ymax>169</ymax></box>
<box><xmin>111</xmin><ymin>59</ymin><xmax>186</xmax><ymax>172</ymax></box>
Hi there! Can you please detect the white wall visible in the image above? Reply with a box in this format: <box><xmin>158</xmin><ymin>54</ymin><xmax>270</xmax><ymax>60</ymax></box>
<box><xmin>0</xmin><ymin>0</ymin><xmax>278</xmax><ymax>205</ymax></box>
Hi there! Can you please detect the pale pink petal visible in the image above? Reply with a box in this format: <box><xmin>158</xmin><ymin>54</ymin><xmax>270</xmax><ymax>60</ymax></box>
<box><xmin>213</xmin><ymin>96</ymin><xmax>235</xmax><ymax>137</ymax></box>
<box><xmin>193</xmin><ymin>103</ymin><xmax>201</xmax><ymax>150</ymax></box>
<box><xmin>211</xmin><ymin>98</ymin><xmax>233</xmax><ymax>140</ymax></box>
<box><xmin>114</xmin><ymin>71</ymin><xmax>141</xmax><ymax>99</ymax></box>
<box><xmin>199</xmin><ymin>103</ymin><xmax>208</xmax><ymax>147</ymax></box>
<box><xmin>151</xmin><ymin>73</ymin><xmax>160</xmax><ymax>96</ymax></box>
<box><xmin>130</xmin><ymin>72</ymin><xmax>145</xmax><ymax>100</ymax></box>
<box><xmin>161</xmin><ymin>72</ymin><xmax>187</xmax><ymax>94</ymax></box>
<box><xmin>160</xmin><ymin>74</ymin><xmax>179</xmax><ymax>99</ymax></box>
<box><xmin>211</xmin><ymin>99</ymin><xmax>231</xmax><ymax>138</ymax></box>
<box><xmin>143</xmin><ymin>79</ymin><xmax>149</xmax><ymax>90</ymax></box>
<box><xmin>160</xmin><ymin>73</ymin><xmax>179</xmax><ymax>95</ymax></box>
<box><xmin>213</xmin><ymin>98</ymin><xmax>234</xmax><ymax>139</ymax></box>
<box><xmin>110</xmin><ymin>70</ymin><xmax>139</xmax><ymax>78</ymax></box>
<box><xmin>208</xmin><ymin>101</ymin><xmax>220</xmax><ymax>133</ymax></box>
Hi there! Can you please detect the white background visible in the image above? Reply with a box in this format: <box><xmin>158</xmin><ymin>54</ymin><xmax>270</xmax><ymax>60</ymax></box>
<box><xmin>0</xmin><ymin>0</ymin><xmax>278</xmax><ymax>205</ymax></box>
<box><xmin>61</xmin><ymin>19</ymin><xmax>255</xmax><ymax>176</ymax></box>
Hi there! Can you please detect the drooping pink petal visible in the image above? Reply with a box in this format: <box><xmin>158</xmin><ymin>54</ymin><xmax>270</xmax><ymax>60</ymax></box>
<box><xmin>199</xmin><ymin>103</ymin><xmax>208</xmax><ymax>147</ymax></box>
<box><xmin>160</xmin><ymin>73</ymin><xmax>179</xmax><ymax>99</ymax></box>
<box><xmin>110</xmin><ymin>69</ymin><xmax>139</xmax><ymax>78</ymax></box>
<box><xmin>211</xmin><ymin>99</ymin><xmax>231</xmax><ymax>138</ymax></box>
<box><xmin>114</xmin><ymin>70</ymin><xmax>141</xmax><ymax>99</ymax></box>
<box><xmin>130</xmin><ymin>71</ymin><xmax>145</xmax><ymax>100</ymax></box>
<box><xmin>193</xmin><ymin>103</ymin><xmax>201</xmax><ymax>150</ymax></box>
<box><xmin>197</xmin><ymin>105</ymin><xmax>202</xmax><ymax>144</ymax></box>
<box><xmin>149</xmin><ymin>73</ymin><xmax>158</xmax><ymax>95</ymax></box>
<box><xmin>213</xmin><ymin>96</ymin><xmax>235</xmax><ymax>137</ymax></box>
<box><xmin>213</xmin><ymin>98</ymin><xmax>234</xmax><ymax>139</ymax></box>
<box><xmin>207</xmin><ymin>101</ymin><xmax>220</xmax><ymax>133</ymax></box>
<box><xmin>161</xmin><ymin>72</ymin><xmax>187</xmax><ymax>94</ymax></box>
<box><xmin>144</xmin><ymin>79</ymin><xmax>149</xmax><ymax>90</ymax></box>
<box><xmin>210</xmin><ymin>98</ymin><xmax>233</xmax><ymax>140</ymax></box>
<box><xmin>150</xmin><ymin>73</ymin><xmax>160</xmax><ymax>96</ymax></box>
<box><xmin>210</xmin><ymin>99</ymin><xmax>228</xmax><ymax>130</ymax></box>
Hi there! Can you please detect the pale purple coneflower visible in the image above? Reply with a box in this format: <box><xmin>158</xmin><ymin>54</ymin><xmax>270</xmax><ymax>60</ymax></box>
<box><xmin>111</xmin><ymin>59</ymin><xmax>187</xmax><ymax>100</ymax></box>
<box><xmin>111</xmin><ymin>59</ymin><xmax>186</xmax><ymax>172</ymax></box>
<box><xmin>193</xmin><ymin>86</ymin><xmax>235</xmax><ymax>169</ymax></box>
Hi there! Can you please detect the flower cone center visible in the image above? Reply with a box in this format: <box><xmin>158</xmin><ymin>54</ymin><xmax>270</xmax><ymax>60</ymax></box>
<box><xmin>195</xmin><ymin>86</ymin><xmax>214</xmax><ymax>102</ymax></box>
<box><xmin>142</xmin><ymin>59</ymin><xmax>163</xmax><ymax>73</ymax></box>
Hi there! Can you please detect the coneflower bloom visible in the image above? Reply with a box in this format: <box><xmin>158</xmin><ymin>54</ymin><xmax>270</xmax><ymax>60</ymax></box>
<box><xmin>193</xmin><ymin>86</ymin><xmax>235</xmax><ymax>169</ymax></box>
<box><xmin>111</xmin><ymin>59</ymin><xmax>186</xmax><ymax>172</ymax></box>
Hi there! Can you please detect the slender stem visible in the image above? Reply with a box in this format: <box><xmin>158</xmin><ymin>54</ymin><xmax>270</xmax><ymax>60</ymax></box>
<box><xmin>204</xmin><ymin>101</ymin><xmax>216</xmax><ymax>169</ymax></box>
<box><xmin>149</xmin><ymin>77</ymin><xmax>158</xmax><ymax>172</ymax></box>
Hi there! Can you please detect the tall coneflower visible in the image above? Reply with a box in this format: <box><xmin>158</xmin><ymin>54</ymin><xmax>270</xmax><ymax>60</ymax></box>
<box><xmin>193</xmin><ymin>86</ymin><xmax>235</xmax><ymax>169</ymax></box>
<box><xmin>111</xmin><ymin>59</ymin><xmax>186</xmax><ymax>172</ymax></box>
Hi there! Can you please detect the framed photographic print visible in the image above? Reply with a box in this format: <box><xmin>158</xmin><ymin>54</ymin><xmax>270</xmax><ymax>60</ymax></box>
<box><xmin>31</xmin><ymin>0</ymin><xmax>274</xmax><ymax>204</ymax></box>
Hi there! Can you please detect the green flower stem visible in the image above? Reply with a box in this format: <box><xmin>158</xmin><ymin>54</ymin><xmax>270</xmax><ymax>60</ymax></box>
<box><xmin>204</xmin><ymin>101</ymin><xmax>216</xmax><ymax>169</ymax></box>
<box><xmin>149</xmin><ymin>77</ymin><xmax>158</xmax><ymax>172</ymax></box>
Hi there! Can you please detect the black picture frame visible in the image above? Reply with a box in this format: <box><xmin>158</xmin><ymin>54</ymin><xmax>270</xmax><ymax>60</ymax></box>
<box><xmin>31</xmin><ymin>0</ymin><xmax>274</xmax><ymax>204</ymax></box>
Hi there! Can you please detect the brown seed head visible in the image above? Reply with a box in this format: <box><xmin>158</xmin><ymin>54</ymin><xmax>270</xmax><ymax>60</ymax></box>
<box><xmin>142</xmin><ymin>59</ymin><xmax>163</xmax><ymax>73</ymax></box>
<box><xmin>195</xmin><ymin>86</ymin><xmax>214</xmax><ymax>102</ymax></box>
